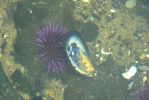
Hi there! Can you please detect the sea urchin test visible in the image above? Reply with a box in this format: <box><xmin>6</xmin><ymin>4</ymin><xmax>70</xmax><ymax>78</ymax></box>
<box><xmin>34</xmin><ymin>24</ymin><xmax>96</xmax><ymax>77</ymax></box>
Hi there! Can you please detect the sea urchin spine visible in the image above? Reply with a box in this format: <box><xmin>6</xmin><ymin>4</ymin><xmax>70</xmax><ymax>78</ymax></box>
<box><xmin>34</xmin><ymin>24</ymin><xmax>69</xmax><ymax>74</ymax></box>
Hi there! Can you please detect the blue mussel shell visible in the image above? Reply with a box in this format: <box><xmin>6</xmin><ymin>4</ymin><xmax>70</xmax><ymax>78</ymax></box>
<box><xmin>63</xmin><ymin>31</ymin><xmax>97</xmax><ymax>77</ymax></box>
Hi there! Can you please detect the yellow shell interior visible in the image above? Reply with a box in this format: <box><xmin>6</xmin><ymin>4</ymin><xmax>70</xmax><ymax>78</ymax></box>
<box><xmin>77</xmin><ymin>50</ymin><xmax>95</xmax><ymax>76</ymax></box>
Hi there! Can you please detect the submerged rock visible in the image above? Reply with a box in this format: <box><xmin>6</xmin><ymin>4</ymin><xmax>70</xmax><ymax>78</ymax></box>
<box><xmin>0</xmin><ymin>63</ymin><xmax>23</xmax><ymax>100</ymax></box>
<box><xmin>125</xmin><ymin>0</ymin><xmax>137</xmax><ymax>8</ymax></box>
<box><xmin>42</xmin><ymin>79</ymin><xmax>67</xmax><ymax>100</ymax></box>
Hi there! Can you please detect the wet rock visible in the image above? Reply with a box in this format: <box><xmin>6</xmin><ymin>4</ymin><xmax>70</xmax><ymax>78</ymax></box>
<box><xmin>11</xmin><ymin>69</ymin><xmax>30</xmax><ymax>90</ymax></box>
<box><xmin>64</xmin><ymin>87</ymin><xmax>85</xmax><ymax>100</ymax></box>
<box><xmin>0</xmin><ymin>63</ymin><xmax>23</xmax><ymax>100</ymax></box>
<box><xmin>81</xmin><ymin>22</ymin><xmax>99</xmax><ymax>42</ymax></box>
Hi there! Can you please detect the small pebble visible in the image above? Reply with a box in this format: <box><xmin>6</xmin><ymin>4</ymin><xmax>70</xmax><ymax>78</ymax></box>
<box><xmin>147</xmin><ymin>54</ymin><xmax>149</xmax><ymax>58</ymax></box>
<box><xmin>125</xmin><ymin>0</ymin><xmax>136</xmax><ymax>8</ymax></box>
<box><xmin>29</xmin><ymin>10</ymin><xmax>32</xmax><ymax>14</ymax></box>
<box><xmin>143</xmin><ymin>76</ymin><xmax>147</xmax><ymax>86</ymax></box>
<box><xmin>100</xmin><ymin>57</ymin><xmax>103</xmax><ymax>61</ymax></box>
<box><xmin>95</xmin><ymin>44</ymin><xmax>99</xmax><ymax>48</ymax></box>
<box><xmin>110</xmin><ymin>9</ymin><xmax>116</xmax><ymax>13</ymax></box>
<box><xmin>127</xmin><ymin>51</ymin><xmax>130</xmax><ymax>56</ymax></box>
<box><xmin>95</xmin><ymin>54</ymin><xmax>100</xmax><ymax>58</ymax></box>
<box><xmin>82</xmin><ymin>0</ymin><xmax>90</xmax><ymax>3</ymax></box>
<box><xmin>4</xmin><ymin>34</ymin><xmax>7</xmax><ymax>39</ymax></box>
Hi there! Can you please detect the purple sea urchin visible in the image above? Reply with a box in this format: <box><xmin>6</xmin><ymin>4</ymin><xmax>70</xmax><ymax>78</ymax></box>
<box><xmin>133</xmin><ymin>86</ymin><xmax>149</xmax><ymax>100</ymax></box>
<box><xmin>34</xmin><ymin>24</ymin><xmax>69</xmax><ymax>73</ymax></box>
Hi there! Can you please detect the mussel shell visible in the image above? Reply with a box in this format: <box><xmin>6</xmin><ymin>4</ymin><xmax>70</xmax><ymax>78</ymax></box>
<box><xmin>63</xmin><ymin>31</ymin><xmax>96</xmax><ymax>77</ymax></box>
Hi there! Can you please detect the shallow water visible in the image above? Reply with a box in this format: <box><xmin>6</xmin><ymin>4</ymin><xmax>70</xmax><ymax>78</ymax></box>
<box><xmin>0</xmin><ymin>0</ymin><xmax>149</xmax><ymax>100</ymax></box>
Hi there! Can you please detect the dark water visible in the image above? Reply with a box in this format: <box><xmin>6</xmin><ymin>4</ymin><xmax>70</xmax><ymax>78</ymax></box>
<box><xmin>0</xmin><ymin>0</ymin><xmax>149</xmax><ymax>100</ymax></box>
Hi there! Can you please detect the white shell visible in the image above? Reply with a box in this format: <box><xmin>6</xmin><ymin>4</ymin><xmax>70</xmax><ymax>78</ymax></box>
<box><xmin>122</xmin><ymin>66</ymin><xmax>137</xmax><ymax>80</ymax></box>
<box><xmin>125</xmin><ymin>0</ymin><xmax>136</xmax><ymax>8</ymax></box>
<box><xmin>127</xmin><ymin>81</ymin><xmax>134</xmax><ymax>89</ymax></box>
<box><xmin>101</xmin><ymin>48</ymin><xmax>111</xmax><ymax>55</ymax></box>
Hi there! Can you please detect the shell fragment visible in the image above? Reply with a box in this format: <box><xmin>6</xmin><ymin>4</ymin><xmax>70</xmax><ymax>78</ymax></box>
<box><xmin>122</xmin><ymin>66</ymin><xmax>137</xmax><ymax>80</ymax></box>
